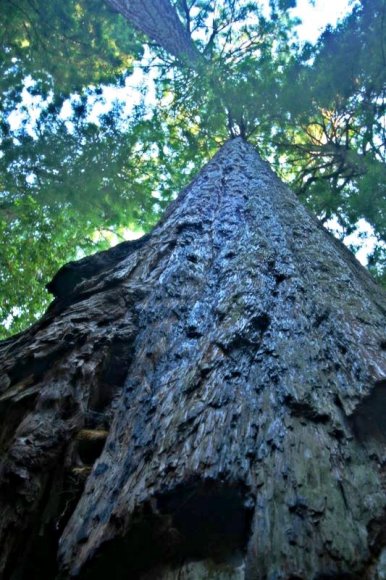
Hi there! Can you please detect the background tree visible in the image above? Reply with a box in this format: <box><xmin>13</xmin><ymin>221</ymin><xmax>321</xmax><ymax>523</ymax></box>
<box><xmin>274</xmin><ymin>0</ymin><xmax>386</xmax><ymax>280</ymax></box>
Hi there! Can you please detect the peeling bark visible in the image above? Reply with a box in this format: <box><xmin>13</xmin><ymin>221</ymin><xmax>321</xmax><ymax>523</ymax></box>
<box><xmin>1</xmin><ymin>138</ymin><xmax>386</xmax><ymax>579</ymax></box>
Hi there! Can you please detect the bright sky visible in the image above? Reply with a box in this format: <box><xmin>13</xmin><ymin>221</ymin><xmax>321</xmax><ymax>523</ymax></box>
<box><xmin>291</xmin><ymin>0</ymin><xmax>358</xmax><ymax>43</ymax></box>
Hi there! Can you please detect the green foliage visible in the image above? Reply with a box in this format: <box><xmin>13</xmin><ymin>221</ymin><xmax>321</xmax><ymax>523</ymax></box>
<box><xmin>265</xmin><ymin>0</ymin><xmax>386</xmax><ymax>276</ymax></box>
<box><xmin>0</xmin><ymin>0</ymin><xmax>143</xmax><ymax>100</ymax></box>
<box><xmin>0</xmin><ymin>198</ymin><xmax>99</xmax><ymax>335</ymax></box>
<box><xmin>0</xmin><ymin>103</ymin><xmax>213</xmax><ymax>337</ymax></box>
<box><xmin>172</xmin><ymin>0</ymin><xmax>300</xmax><ymax>138</ymax></box>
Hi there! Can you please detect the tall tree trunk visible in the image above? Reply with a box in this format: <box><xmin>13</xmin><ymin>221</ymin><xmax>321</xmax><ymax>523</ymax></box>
<box><xmin>104</xmin><ymin>0</ymin><xmax>201</xmax><ymax>63</ymax></box>
<box><xmin>1</xmin><ymin>138</ymin><xmax>386</xmax><ymax>579</ymax></box>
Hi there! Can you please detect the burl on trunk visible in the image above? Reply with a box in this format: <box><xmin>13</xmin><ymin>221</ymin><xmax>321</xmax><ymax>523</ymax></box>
<box><xmin>1</xmin><ymin>138</ymin><xmax>386</xmax><ymax>579</ymax></box>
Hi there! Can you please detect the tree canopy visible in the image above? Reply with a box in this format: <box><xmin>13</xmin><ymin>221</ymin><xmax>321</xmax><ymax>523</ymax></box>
<box><xmin>1</xmin><ymin>0</ymin><xmax>385</xmax><ymax>337</ymax></box>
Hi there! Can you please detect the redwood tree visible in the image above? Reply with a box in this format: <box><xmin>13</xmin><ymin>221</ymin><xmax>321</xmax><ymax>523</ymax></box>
<box><xmin>1</xmin><ymin>137</ymin><xmax>386</xmax><ymax>579</ymax></box>
<box><xmin>1</xmin><ymin>1</ymin><xmax>386</xmax><ymax>579</ymax></box>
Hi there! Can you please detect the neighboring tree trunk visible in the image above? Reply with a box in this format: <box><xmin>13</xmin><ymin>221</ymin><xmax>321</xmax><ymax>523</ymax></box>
<box><xmin>1</xmin><ymin>138</ymin><xmax>386</xmax><ymax>579</ymax></box>
<box><xmin>104</xmin><ymin>0</ymin><xmax>201</xmax><ymax>63</ymax></box>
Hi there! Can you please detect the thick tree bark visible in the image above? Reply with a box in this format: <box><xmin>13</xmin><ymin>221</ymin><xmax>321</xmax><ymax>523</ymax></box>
<box><xmin>104</xmin><ymin>0</ymin><xmax>201</xmax><ymax>63</ymax></box>
<box><xmin>1</xmin><ymin>138</ymin><xmax>386</xmax><ymax>579</ymax></box>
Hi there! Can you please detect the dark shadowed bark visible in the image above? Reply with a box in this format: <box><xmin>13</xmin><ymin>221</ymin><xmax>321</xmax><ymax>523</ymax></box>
<box><xmin>1</xmin><ymin>138</ymin><xmax>386</xmax><ymax>579</ymax></box>
<box><xmin>104</xmin><ymin>0</ymin><xmax>201</xmax><ymax>63</ymax></box>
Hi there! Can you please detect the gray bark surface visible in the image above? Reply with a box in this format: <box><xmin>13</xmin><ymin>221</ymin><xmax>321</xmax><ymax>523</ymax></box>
<box><xmin>104</xmin><ymin>0</ymin><xmax>201</xmax><ymax>63</ymax></box>
<box><xmin>0</xmin><ymin>138</ymin><xmax>386</xmax><ymax>579</ymax></box>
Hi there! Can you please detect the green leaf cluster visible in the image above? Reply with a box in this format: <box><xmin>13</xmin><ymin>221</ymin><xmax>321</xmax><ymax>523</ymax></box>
<box><xmin>1</xmin><ymin>0</ymin><xmax>143</xmax><ymax>100</ymax></box>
